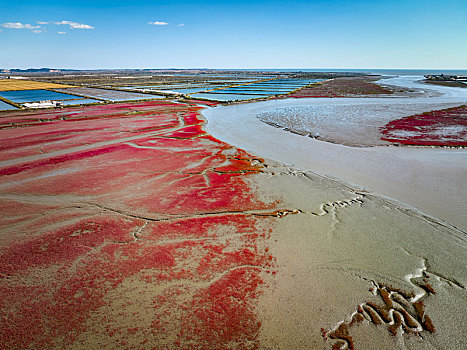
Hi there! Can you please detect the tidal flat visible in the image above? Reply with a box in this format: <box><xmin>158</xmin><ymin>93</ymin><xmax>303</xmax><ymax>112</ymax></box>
<box><xmin>0</xmin><ymin>72</ymin><xmax>465</xmax><ymax>349</ymax></box>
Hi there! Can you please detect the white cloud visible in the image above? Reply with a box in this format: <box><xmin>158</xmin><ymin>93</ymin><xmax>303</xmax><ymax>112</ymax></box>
<box><xmin>1</xmin><ymin>22</ymin><xmax>41</xmax><ymax>30</ymax></box>
<box><xmin>178</xmin><ymin>23</ymin><xmax>184</xmax><ymax>27</ymax></box>
<box><xmin>149</xmin><ymin>21</ymin><xmax>169</xmax><ymax>26</ymax></box>
<box><xmin>55</xmin><ymin>20</ymin><xmax>94</xmax><ymax>29</ymax></box>
<box><xmin>2</xmin><ymin>20</ymin><xmax>94</xmax><ymax>32</ymax></box>
<box><xmin>58</xmin><ymin>31</ymin><xmax>67</xmax><ymax>35</ymax></box>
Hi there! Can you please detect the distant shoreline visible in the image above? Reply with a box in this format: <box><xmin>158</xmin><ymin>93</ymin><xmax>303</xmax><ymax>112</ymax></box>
<box><xmin>2</xmin><ymin>68</ymin><xmax>467</xmax><ymax>76</ymax></box>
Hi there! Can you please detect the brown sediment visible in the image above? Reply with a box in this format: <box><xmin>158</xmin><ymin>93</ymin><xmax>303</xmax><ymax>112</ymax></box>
<box><xmin>362</xmin><ymin>305</ymin><xmax>383</xmax><ymax>325</ymax></box>
<box><xmin>419</xmin><ymin>282</ymin><xmax>436</xmax><ymax>295</ymax></box>
<box><xmin>378</xmin><ymin>283</ymin><xmax>416</xmax><ymax>300</ymax></box>
<box><xmin>349</xmin><ymin>312</ymin><xmax>365</xmax><ymax>326</ymax></box>
<box><xmin>324</xmin><ymin>282</ymin><xmax>437</xmax><ymax>349</ymax></box>
<box><xmin>424</xmin><ymin>80</ymin><xmax>467</xmax><ymax>89</ymax></box>
<box><xmin>281</xmin><ymin>77</ymin><xmax>394</xmax><ymax>98</ymax></box>
<box><xmin>414</xmin><ymin>301</ymin><xmax>436</xmax><ymax>334</ymax></box>
<box><xmin>327</xmin><ymin>323</ymin><xmax>354</xmax><ymax>350</ymax></box>
<box><xmin>388</xmin><ymin>312</ymin><xmax>405</xmax><ymax>336</ymax></box>
<box><xmin>254</xmin><ymin>209</ymin><xmax>301</xmax><ymax>218</ymax></box>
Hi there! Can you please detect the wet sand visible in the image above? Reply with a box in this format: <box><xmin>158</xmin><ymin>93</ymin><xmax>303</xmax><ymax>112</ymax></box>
<box><xmin>203</xmin><ymin>76</ymin><xmax>467</xmax><ymax>230</ymax></box>
<box><xmin>0</xmin><ymin>87</ymin><xmax>465</xmax><ymax>349</ymax></box>
<box><xmin>251</xmin><ymin>164</ymin><xmax>466</xmax><ymax>349</ymax></box>
<box><xmin>202</xmin><ymin>75</ymin><xmax>467</xmax><ymax>349</ymax></box>
<box><xmin>257</xmin><ymin>102</ymin><xmax>461</xmax><ymax>146</ymax></box>
<box><xmin>0</xmin><ymin>101</ymin><xmax>278</xmax><ymax>349</ymax></box>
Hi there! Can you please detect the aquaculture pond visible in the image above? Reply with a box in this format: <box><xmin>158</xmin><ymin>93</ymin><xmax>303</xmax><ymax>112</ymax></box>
<box><xmin>0</xmin><ymin>89</ymin><xmax>82</xmax><ymax>103</ymax></box>
<box><xmin>164</xmin><ymin>88</ymin><xmax>211</xmax><ymax>94</ymax></box>
<box><xmin>130</xmin><ymin>85</ymin><xmax>226</xmax><ymax>93</ymax></box>
<box><xmin>55</xmin><ymin>87</ymin><xmax>164</xmax><ymax>101</ymax></box>
<box><xmin>205</xmin><ymin>79</ymin><xmax>259</xmax><ymax>83</ymax></box>
<box><xmin>223</xmin><ymin>79</ymin><xmax>324</xmax><ymax>93</ymax></box>
<box><xmin>264</xmin><ymin>79</ymin><xmax>323</xmax><ymax>86</ymax></box>
<box><xmin>163</xmin><ymin>86</ymin><xmax>225</xmax><ymax>93</ymax></box>
<box><xmin>219</xmin><ymin>87</ymin><xmax>294</xmax><ymax>92</ymax></box>
<box><xmin>208</xmin><ymin>89</ymin><xmax>284</xmax><ymax>95</ymax></box>
<box><xmin>131</xmin><ymin>85</ymin><xmax>205</xmax><ymax>89</ymax></box>
<box><xmin>0</xmin><ymin>100</ymin><xmax>17</xmax><ymax>110</ymax></box>
<box><xmin>189</xmin><ymin>92</ymin><xmax>269</xmax><ymax>101</ymax></box>
<box><xmin>242</xmin><ymin>84</ymin><xmax>310</xmax><ymax>89</ymax></box>
<box><xmin>53</xmin><ymin>99</ymin><xmax>103</xmax><ymax>106</ymax></box>
<box><xmin>271</xmin><ymin>78</ymin><xmax>324</xmax><ymax>84</ymax></box>
<box><xmin>174</xmin><ymin>73</ymin><xmax>276</xmax><ymax>79</ymax></box>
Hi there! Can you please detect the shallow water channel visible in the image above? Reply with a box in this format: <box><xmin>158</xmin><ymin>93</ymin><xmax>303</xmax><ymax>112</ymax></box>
<box><xmin>203</xmin><ymin>76</ymin><xmax>467</xmax><ymax>230</ymax></box>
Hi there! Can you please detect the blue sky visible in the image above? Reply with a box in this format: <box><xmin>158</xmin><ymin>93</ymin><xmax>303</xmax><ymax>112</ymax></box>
<box><xmin>1</xmin><ymin>0</ymin><xmax>466</xmax><ymax>69</ymax></box>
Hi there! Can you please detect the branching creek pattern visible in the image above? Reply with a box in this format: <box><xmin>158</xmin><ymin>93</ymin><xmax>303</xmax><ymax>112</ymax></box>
<box><xmin>0</xmin><ymin>98</ymin><xmax>465</xmax><ymax>349</ymax></box>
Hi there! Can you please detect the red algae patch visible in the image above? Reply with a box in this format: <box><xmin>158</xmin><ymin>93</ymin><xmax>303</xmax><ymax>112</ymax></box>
<box><xmin>284</xmin><ymin>77</ymin><xmax>393</xmax><ymax>98</ymax></box>
<box><xmin>0</xmin><ymin>100</ymin><xmax>279</xmax><ymax>349</ymax></box>
<box><xmin>380</xmin><ymin>105</ymin><xmax>467</xmax><ymax>146</ymax></box>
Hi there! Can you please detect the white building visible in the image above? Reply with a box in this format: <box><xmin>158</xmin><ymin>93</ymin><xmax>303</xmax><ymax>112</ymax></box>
<box><xmin>23</xmin><ymin>100</ymin><xmax>63</xmax><ymax>108</ymax></box>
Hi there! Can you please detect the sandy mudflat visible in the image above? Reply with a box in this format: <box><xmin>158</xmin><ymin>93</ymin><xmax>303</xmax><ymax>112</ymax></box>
<box><xmin>250</xmin><ymin>163</ymin><xmax>466</xmax><ymax>349</ymax></box>
<box><xmin>203</xmin><ymin>76</ymin><xmax>467</xmax><ymax>230</ymax></box>
<box><xmin>257</xmin><ymin>102</ymin><xmax>461</xmax><ymax>147</ymax></box>
<box><xmin>0</xmin><ymin>82</ymin><xmax>465</xmax><ymax>349</ymax></box>
<box><xmin>203</xmin><ymin>76</ymin><xmax>467</xmax><ymax>349</ymax></box>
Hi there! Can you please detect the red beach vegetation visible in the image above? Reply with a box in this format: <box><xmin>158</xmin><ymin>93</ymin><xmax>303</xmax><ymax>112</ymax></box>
<box><xmin>0</xmin><ymin>101</ymin><xmax>278</xmax><ymax>349</ymax></box>
<box><xmin>380</xmin><ymin>105</ymin><xmax>467</xmax><ymax>146</ymax></box>
<box><xmin>286</xmin><ymin>77</ymin><xmax>393</xmax><ymax>98</ymax></box>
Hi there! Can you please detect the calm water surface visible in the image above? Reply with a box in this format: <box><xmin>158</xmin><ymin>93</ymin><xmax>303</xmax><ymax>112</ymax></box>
<box><xmin>0</xmin><ymin>89</ymin><xmax>81</xmax><ymax>103</ymax></box>
<box><xmin>0</xmin><ymin>100</ymin><xmax>17</xmax><ymax>110</ymax></box>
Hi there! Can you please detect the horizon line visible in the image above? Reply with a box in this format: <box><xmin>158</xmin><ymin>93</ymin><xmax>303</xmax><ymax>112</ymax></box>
<box><xmin>2</xmin><ymin>67</ymin><xmax>467</xmax><ymax>71</ymax></box>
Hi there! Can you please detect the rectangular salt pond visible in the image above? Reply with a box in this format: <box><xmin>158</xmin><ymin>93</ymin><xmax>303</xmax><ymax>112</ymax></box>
<box><xmin>133</xmin><ymin>85</ymin><xmax>224</xmax><ymax>91</ymax></box>
<box><xmin>21</xmin><ymin>98</ymin><xmax>102</xmax><ymax>108</ymax></box>
<box><xmin>0</xmin><ymin>100</ymin><xmax>17</xmax><ymax>110</ymax></box>
<box><xmin>205</xmin><ymin>79</ymin><xmax>259</xmax><ymax>83</ymax></box>
<box><xmin>222</xmin><ymin>89</ymin><xmax>294</xmax><ymax>93</ymax></box>
<box><xmin>0</xmin><ymin>89</ymin><xmax>82</xmax><ymax>103</ymax></box>
<box><xmin>189</xmin><ymin>93</ymin><xmax>269</xmax><ymax>101</ymax></box>
<box><xmin>268</xmin><ymin>79</ymin><xmax>324</xmax><ymax>84</ymax></box>
<box><xmin>177</xmin><ymin>74</ymin><xmax>275</xmax><ymax>79</ymax></box>
<box><xmin>237</xmin><ymin>82</ymin><xmax>304</xmax><ymax>86</ymax></box>
<box><xmin>55</xmin><ymin>99</ymin><xmax>102</xmax><ymax>106</ymax></box>
<box><xmin>146</xmin><ymin>86</ymin><xmax>225</xmax><ymax>93</ymax></box>
<box><xmin>234</xmin><ymin>83</ymin><xmax>317</xmax><ymax>89</ymax></box>
<box><xmin>166</xmin><ymin>88</ymin><xmax>210</xmax><ymax>94</ymax></box>
<box><xmin>220</xmin><ymin>87</ymin><xmax>295</xmax><ymax>92</ymax></box>
<box><xmin>132</xmin><ymin>85</ymin><xmax>205</xmax><ymax>89</ymax></box>
<box><xmin>55</xmin><ymin>87</ymin><xmax>164</xmax><ymax>101</ymax></box>
<box><xmin>261</xmin><ymin>83</ymin><xmax>308</xmax><ymax>87</ymax></box>
<box><xmin>209</xmin><ymin>89</ymin><xmax>285</xmax><ymax>95</ymax></box>
<box><xmin>243</xmin><ymin>84</ymin><xmax>310</xmax><ymax>88</ymax></box>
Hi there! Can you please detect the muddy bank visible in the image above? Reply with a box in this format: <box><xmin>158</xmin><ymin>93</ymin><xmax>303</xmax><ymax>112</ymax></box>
<box><xmin>252</xmin><ymin>162</ymin><xmax>466</xmax><ymax>350</ymax></box>
<box><xmin>0</xmin><ymin>99</ymin><xmax>465</xmax><ymax>349</ymax></box>
<box><xmin>203</xmin><ymin>76</ymin><xmax>467</xmax><ymax>230</ymax></box>
<box><xmin>257</xmin><ymin>102</ymin><xmax>461</xmax><ymax>147</ymax></box>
